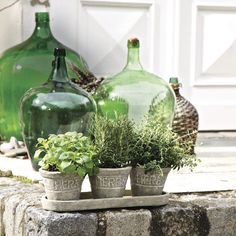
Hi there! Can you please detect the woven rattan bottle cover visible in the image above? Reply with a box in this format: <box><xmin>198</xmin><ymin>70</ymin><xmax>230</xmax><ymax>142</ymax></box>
<box><xmin>169</xmin><ymin>77</ymin><xmax>199</xmax><ymax>154</ymax></box>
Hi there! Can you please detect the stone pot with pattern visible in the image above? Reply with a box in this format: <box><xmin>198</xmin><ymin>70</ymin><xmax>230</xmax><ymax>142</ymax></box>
<box><xmin>130</xmin><ymin>166</ymin><xmax>171</xmax><ymax>196</ymax></box>
<box><xmin>89</xmin><ymin>167</ymin><xmax>132</xmax><ymax>198</ymax></box>
<box><xmin>39</xmin><ymin>169</ymin><xmax>84</xmax><ymax>201</ymax></box>
<box><xmin>36</xmin><ymin>132</ymin><xmax>95</xmax><ymax>201</ymax></box>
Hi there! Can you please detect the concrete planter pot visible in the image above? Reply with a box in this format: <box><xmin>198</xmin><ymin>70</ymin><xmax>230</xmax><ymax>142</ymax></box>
<box><xmin>89</xmin><ymin>167</ymin><xmax>131</xmax><ymax>198</ymax></box>
<box><xmin>39</xmin><ymin>169</ymin><xmax>84</xmax><ymax>200</ymax></box>
<box><xmin>130</xmin><ymin>166</ymin><xmax>171</xmax><ymax>196</ymax></box>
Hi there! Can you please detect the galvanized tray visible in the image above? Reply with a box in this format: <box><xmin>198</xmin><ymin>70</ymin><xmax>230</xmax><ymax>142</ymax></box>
<box><xmin>41</xmin><ymin>191</ymin><xmax>169</xmax><ymax>212</ymax></box>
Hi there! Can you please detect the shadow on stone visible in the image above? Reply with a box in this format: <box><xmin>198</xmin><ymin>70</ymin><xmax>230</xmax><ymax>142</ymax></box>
<box><xmin>150</xmin><ymin>202</ymin><xmax>210</xmax><ymax>236</ymax></box>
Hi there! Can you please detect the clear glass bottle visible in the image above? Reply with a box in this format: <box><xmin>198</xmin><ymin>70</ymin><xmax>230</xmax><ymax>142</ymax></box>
<box><xmin>20</xmin><ymin>48</ymin><xmax>96</xmax><ymax>170</ymax></box>
<box><xmin>95</xmin><ymin>38</ymin><xmax>176</xmax><ymax>126</ymax></box>
<box><xmin>0</xmin><ymin>12</ymin><xmax>92</xmax><ymax>140</ymax></box>
<box><xmin>169</xmin><ymin>77</ymin><xmax>199</xmax><ymax>154</ymax></box>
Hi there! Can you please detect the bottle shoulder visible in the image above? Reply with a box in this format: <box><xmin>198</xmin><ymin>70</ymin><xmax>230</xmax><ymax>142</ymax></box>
<box><xmin>99</xmin><ymin>69</ymin><xmax>174</xmax><ymax>93</ymax></box>
<box><xmin>21</xmin><ymin>84</ymin><xmax>96</xmax><ymax>112</ymax></box>
<box><xmin>0</xmin><ymin>34</ymin><xmax>90</xmax><ymax>76</ymax></box>
<box><xmin>0</xmin><ymin>36</ymin><xmax>83</xmax><ymax>61</ymax></box>
<box><xmin>176</xmin><ymin>94</ymin><xmax>198</xmax><ymax>112</ymax></box>
<box><xmin>0</xmin><ymin>37</ymin><xmax>59</xmax><ymax>59</ymax></box>
<box><xmin>22</xmin><ymin>82</ymin><xmax>93</xmax><ymax>101</ymax></box>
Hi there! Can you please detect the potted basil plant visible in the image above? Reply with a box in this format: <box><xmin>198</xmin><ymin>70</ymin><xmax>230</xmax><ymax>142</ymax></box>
<box><xmin>35</xmin><ymin>132</ymin><xmax>96</xmax><ymax>200</ymax></box>
<box><xmin>90</xmin><ymin>115</ymin><xmax>134</xmax><ymax>198</ymax></box>
<box><xmin>130</xmin><ymin>116</ymin><xmax>199</xmax><ymax>196</ymax></box>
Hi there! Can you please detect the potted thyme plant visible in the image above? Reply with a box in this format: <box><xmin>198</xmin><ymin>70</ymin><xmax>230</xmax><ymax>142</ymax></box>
<box><xmin>130</xmin><ymin>116</ymin><xmax>199</xmax><ymax>196</ymax></box>
<box><xmin>34</xmin><ymin>132</ymin><xmax>96</xmax><ymax>200</ymax></box>
<box><xmin>89</xmin><ymin>115</ymin><xmax>134</xmax><ymax>198</ymax></box>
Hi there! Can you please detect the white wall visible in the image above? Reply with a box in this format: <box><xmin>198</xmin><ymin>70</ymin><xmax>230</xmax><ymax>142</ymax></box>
<box><xmin>0</xmin><ymin>0</ymin><xmax>22</xmax><ymax>54</ymax></box>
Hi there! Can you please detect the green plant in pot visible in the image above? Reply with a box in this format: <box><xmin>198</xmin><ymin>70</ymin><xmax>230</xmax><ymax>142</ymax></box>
<box><xmin>130</xmin><ymin>115</ymin><xmax>199</xmax><ymax>196</ymax></box>
<box><xmin>35</xmin><ymin>132</ymin><xmax>96</xmax><ymax>200</ymax></box>
<box><xmin>90</xmin><ymin>115</ymin><xmax>134</xmax><ymax>198</ymax></box>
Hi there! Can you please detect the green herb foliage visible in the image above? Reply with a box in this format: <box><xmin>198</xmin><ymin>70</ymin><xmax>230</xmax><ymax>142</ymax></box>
<box><xmin>34</xmin><ymin>132</ymin><xmax>96</xmax><ymax>176</ymax></box>
<box><xmin>12</xmin><ymin>176</ymin><xmax>34</xmax><ymax>184</ymax></box>
<box><xmin>93</xmin><ymin>115</ymin><xmax>134</xmax><ymax>168</ymax></box>
<box><xmin>130</xmin><ymin>116</ymin><xmax>199</xmax><ymax>173</ymax></box>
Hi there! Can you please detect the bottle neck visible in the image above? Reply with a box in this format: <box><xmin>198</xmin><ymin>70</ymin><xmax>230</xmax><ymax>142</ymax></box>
<box><xmin>124</xmin><ymin>47</ymin><xmax>143</xmax><ymax>71</ymax></box>
<box><xmin>173</xmin><ymin>88</ymin><xmax>180</xmax><ymax>96</ymax></box>
<box><xmin>169</xmin><ymin>78</ymin><xmax>181</xmax><ymax>96</ymax></box>
<box><xmin>170</xmin><ymin>83</ymin><xmax>181</xmax><ymax>96</ymax></box>
<box><xmin>49</xmin><ymin>56</ymin><xmax>69</xmax><ymax>83</ymax></box>
<box><xmin>32</xmin><ymin>21</ymin><xmax>53</xmax><ymax>39</ymax></box>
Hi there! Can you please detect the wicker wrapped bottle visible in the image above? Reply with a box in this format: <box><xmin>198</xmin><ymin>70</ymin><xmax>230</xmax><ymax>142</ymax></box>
<box><xmin>169</xmin><ymin>77</ymin><xmax>199</xmax><ymax>154</ymax></box>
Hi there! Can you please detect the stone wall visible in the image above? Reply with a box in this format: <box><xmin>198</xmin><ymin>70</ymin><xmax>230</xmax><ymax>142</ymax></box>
<box><xmin>0</xmin><ymin>177</ymin><xmax>236</xmax><ymax>236</ymax></box>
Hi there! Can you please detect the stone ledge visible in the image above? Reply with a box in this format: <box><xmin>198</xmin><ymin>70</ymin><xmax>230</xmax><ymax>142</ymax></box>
<box><xmin>0</xmin><ymin>177</ymin><xmax>236</xmax><ymax>236</ymax></box>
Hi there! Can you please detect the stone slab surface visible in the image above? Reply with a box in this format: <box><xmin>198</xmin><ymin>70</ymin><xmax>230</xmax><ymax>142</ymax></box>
<box><xmin>150</xmin><ymin>202</ymin><xmax>210</xmax><ymax>236</ymax></box>
<box><xmin>102</xmin><ymin>209</ymin><xmax>151</xmax><ymax>236</ymax></box>
<box><xmin>0</xmin><ymin>177</ymin><xmax>236</xmax><ymax>235</ymax></box>
<box><xmin>24</xmin><ymin>208</ymin><xmax>98</xmax><ymax>236</ymax></box>
<box><xmin>0</xmin><ymin>156</ymin><xmax>41</xmax><ymax>182</ymax></box>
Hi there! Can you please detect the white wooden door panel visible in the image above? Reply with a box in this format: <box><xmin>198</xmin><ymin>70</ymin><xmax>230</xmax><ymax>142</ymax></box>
<box><xmin>20</xmin><ymin>0</ymin><xmax>163</xmax><ymax>79</ymax></box>
<box><xmin>178</xmin><ymin>0</ymin><xmax>236</xmax><ymax>130</ymax></box>
<box><xmin>78</xmin><ymin>0</ymin><xmax>157</xmax><ymax>77</ymax></box>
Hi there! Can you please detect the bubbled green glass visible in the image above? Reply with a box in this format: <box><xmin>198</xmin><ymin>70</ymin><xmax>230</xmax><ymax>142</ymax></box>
<box><xmin>0</xmin><ymin>12</ymin><xmax>91</xmax><ymax>140</ymax></box>
<box><xmin>95</xmin><ymin>38</ymin><xmax>176</xmax><ymax>126</ymax></box>
<box><xmin>20</xmin><ymin>48</ymin><xmax>96</xmax><ymax>170</ymax></box>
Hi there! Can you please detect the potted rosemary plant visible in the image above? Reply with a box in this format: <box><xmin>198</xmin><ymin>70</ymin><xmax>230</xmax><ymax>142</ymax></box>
<box><xmin>90</xmin><ymin>115</ymin><xmax>134</xmax><ymax>198</ymax></box>
<box><xmin>35</xmin><ymin>132</ymin><xmax>96</xmax><ymax>200</ymax></box>
<box><xmin>130</xmin><ymin>116</ymin><xmax>199</xmax><ymax>196</ymax></box>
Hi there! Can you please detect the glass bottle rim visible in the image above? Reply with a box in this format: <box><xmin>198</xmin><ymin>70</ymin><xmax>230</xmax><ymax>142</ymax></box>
<box><xmin>169</xmin><ymin>77</ymin><xmax>179</xmax><ymax>84</ymax></box>
<box><xmin>169</xmin><ymin>77</ymin><xmax>182</xmax><ymax>89</ymax></box>
<box><xmin>35</xmin><ymin>12</ymin><xmax>49</xmax><ymax>23</ymax></box>
<box><xmin>127</xmin><ymin>38</ymin><xmax>140</xmax><ymax>48</ymax></box>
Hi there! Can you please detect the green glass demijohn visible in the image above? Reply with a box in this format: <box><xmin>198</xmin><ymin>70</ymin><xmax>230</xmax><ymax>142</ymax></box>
<box><xmin>0</xmin><ymin>12</ymin><xmax>92</xmax><ymax>140</ymax></box>
<box><xmin>95</xmin><ymin>38</ymin><xmax>176</xmax><ymax>126</ymax></box>
<box><xmin>20</xmin><ymin>48</ymin><xmax>96</xmax><ymax>170</ymax></box>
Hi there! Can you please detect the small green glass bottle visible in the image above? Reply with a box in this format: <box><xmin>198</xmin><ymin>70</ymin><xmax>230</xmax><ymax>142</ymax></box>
<box><xmin>20</xmin><ymin>48</ymin><xmax>96</xmax><ymax>170</ymax></box>
<box><xmin>95</xmin><ymin>38</ymin><xmax>176</xmax><ymax>126</ymax></box>
<box><xmin>0</xmin><ymin>12</ymin><xmax>92</xmax><ymax>140</ymax></box>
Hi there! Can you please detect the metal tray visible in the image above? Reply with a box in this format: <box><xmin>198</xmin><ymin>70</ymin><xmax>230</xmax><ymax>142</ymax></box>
<box><xmin>41</xmin><ymin>191</ymin><xmax>169</xmax><ymax>212</ymax></box>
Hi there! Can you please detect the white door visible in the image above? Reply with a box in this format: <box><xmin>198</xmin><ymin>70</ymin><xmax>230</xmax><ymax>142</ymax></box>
<box><xmin>175</xmin><ymin>0</ymin><xmax>236</xmax><ymax>130</ymax></box>
<box><xmin>2</xmin><ymin>0</ymin><xmax>236</xmax><ymax>130</ymax></box>
<box><xmin>19</xmin><ymin>0</ymin><xmax>164</xmax><ymax>77</ymax></box>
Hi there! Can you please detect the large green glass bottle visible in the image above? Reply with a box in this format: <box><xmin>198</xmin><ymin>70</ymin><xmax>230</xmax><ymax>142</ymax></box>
<box><xmin>95</xmin><ymin>38</ymin><xmax>176</xmax><ymax>126</ymax></box>
<box><xmin>20</xmin><ymin>48</ymin><xmax>96</xmax><ymax>170</ymax></box>
<box><xmin>0</xmin><ymin>12</ymin><xmax>92</xmax><ymax>140</ymax></box>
